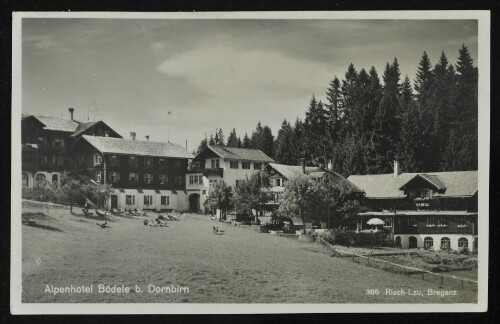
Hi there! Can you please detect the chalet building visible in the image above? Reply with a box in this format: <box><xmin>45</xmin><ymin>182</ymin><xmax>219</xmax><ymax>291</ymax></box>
<box><xmin>187</xmin><ymin>145</ymin><xmax>274</xmax><ymax>213</ymax></box>
<box><xmin>348</xmin><ymin>162</ymin><xmax>478</xmax><ymax>252</ymax></box>
<box><xmin>265</xmin><ymin>162</ymin><xmax>364</xmax><ymax>206</ymax></box>
<box><xmin>21</xmin><ymin>108</ymin><xmax>121</xmax><ymax>189</ymax></box>
<box><xmin>72</xmin><ymin>133</ymin><xmax>193</xmax><ymax>211</ymax></box>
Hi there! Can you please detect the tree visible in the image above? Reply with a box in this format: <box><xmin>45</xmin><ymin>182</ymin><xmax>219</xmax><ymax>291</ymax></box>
<box><xmin>58</xmin><ymin>173</ymin><xmax>85</xmax><ymax>213</ymax></box>
<box><xmin>274</xmin><ymin>119</ymin><xmax>295</xmax><ymax>164</ymax></box>
<box><xmin>204</xmin><ymin>180</ymin><xmax>233</xmax><ymax>221</ymax></box>
<box><xmin>196</xmin><ymin>135</ymin><xmax>208</xmax><ymax>154</ymax></box>
<box><xmin>242</xmin><ymin>133</ymin><xmax>251</xmax><ymax>148</ymax></box>
<box><xmin>314</xmin><ymin>176</ymin><xmax>360</xmax><ymax>229</ymax></box>
<box><xmin>226</xmin><ymin>128</ymin><xmax>240</xmax><ymax>147</ymax></box>
<box><xmin>304</xmin><ymin>96</ymin><xmax>328</xmax><ymax>160</ymax></box>
<box><xmin>86</xmin><ymin>182</ymin><xmax>115</xmax><ymax>209</ymax></box>
<box><xmin>232</xmin><ymin>171</ymin><xmax>271</xmax><ymax>222</ymax></box>
<box><xmin>278</xmin><ymin>174</ymin><xmax>318</xmax><ymax>234</ymax></box>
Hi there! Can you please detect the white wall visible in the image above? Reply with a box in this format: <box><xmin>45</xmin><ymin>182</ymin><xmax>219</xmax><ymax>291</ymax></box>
<box><xmin>396</xmin><ymin>234</ymin><xmax>477</xmax><ymax>252</ymax></box>
<box><xmin>111</xmin><ymin>189</ymin><xmax>181</xmax><ymax>211</ymax></box>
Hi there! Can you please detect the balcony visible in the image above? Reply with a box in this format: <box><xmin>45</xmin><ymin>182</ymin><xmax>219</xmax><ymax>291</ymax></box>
<box><xmin>187</xmin><ymin>167</ymin><xmax>223</xmax><ymax>178</ymax></box>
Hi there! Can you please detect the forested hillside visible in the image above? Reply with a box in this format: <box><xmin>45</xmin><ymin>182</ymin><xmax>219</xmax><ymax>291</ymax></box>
<box><xmin>196</xmin><ymin>45</ymin><xmax>478</xmax><ymax>177</ymax></box>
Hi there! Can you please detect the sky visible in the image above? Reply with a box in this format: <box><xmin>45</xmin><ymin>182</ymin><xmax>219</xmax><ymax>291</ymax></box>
<box><xmin>21</xmin><ymin>18</ymin><xmax>478</xmax><ymax>152</ymax></box>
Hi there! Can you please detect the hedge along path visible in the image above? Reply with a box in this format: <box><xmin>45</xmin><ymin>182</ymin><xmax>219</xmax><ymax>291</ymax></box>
<box><xmin>318</xmin><ymin>237</ymin><xmax>478</xmax><ymax>290</ymax></box>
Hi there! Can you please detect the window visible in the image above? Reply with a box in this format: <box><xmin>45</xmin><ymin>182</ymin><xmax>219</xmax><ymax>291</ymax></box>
<box><xmin>457</xmin><ymin>216</ymin><xmax>468</xmax><ymax>228</ymax></box>
<box><xmin>144</xmin><ymin>195</ymin><xmax>153</xmax><ymax>205</ymax></box>
<box><xmin>52</xmin><ymin>174</ymin><xmax>58</xmax><ymax>186</ymax></box>
<box><xmin>129</xmin><ymin>172</ymin><xmax>138</xmax><ymax>183</ymax></box>
<box><xmin>161</xmin><ymin>196</ymin><xmax>169</xmax><ymax>206</ymax></box>
<box><xmin>175</xmin><ymin>175</ymin><xmax>184</xmax><ymax>185</ymax></box>
<box><xmin>22</xmin><ymin>173</ymin><xmax>28</xmax><ymax>189</ymax></box>
<box><xmin>95</xmin><ymin>171</ymin><xmax>102</xmax><ymax>183</ymax></box>
<box><xmin>110</xmin><ymin>155</ymin><xmax>120</xmax><ymax>166</ymax></box>
<box><xmin>77</xmin><ymin>155</ymin><xmax>85</xmax><ymax>167</ymax></box>
<box><xmin>55</xmin><ymin>155</ymin><xmax>64</xmax><ymax>166</ymax></box>
<box><xmin>126</xmin><ymin>195</ymin><xmax>135</xmax><ymax>205</ymax></box>
<box><xmin>275</xmin><ymin>178</ymin><xmax>282</xmax><ymax>187</ymax></box>
<box><xmin>94</xmin><ymin>153</ymin><xmax>102</xmax><ymax>166</ymax></box>
<box><xmin>53</xmin><ymin>138</ymin><xmax>64</xmax><ymax>148</ymax></box>
<box><xmin>408</xmin><ymin>216</ymin><xmax>418</xmax><ymax>227</ymax></box>
<box><xmin>159</xmin><ymin>158</ymin><xmax>166</xmax><ymax>168</ymax></box>
<box><xmin>426</xmin><ymin>216</ymin><xmax>436</xmax><ymax>227</ymax></box>
<box><xmin>109</xmin><ymin>172</ymin><xmax>120</xmax><ymax>183</ymax></box>
<box><xmin>129</xmin><ymin>156</ymin><xmax>138</xmax><ymax>167</ymax></box>
<box><xmin>458</xmin><ymin>237</ymin><xmax>468</xmax><ymax>248</ymax></box>
<box><xmin>202</xmin><ymin>190</ymin><xmax>206</xmax><ymax>195</ymax></box>
<box><xmin>145</xmin><ymin>157</ymin><xmax>153</xmax><ymax>168</ymax></box>
<box><xmin>159</xmin><ymin>174</ymin><xmax>168</xmax><ymax>184</ymax></box>
<box><xmin>437</xmin><ymin>216</ymin><xmax>448</xmax><ymax>227</ymax></box>
<box><xmin>144</xmin><ymin>173</ymin><xmax>153</xmax><ymax>184</ymax></box>
<box><xmin>254</xmin><ymin>163</ymin><xmax>262</xmax><ymax>170</ymax></box>
<box><xmin>211</xmin><ymin>158</ymin><xmax>220</xmax><ymax>168</ymax></box>
<box><xmin>189</xmin><ymin>175</ymin><xmax>203</xmax><ymax>185</ymax></box>
<box><xmin>174</xmin><ymin>160</ymin><xmax>181</xmax><ymax>167</ymax></box>
<box><xmin>424</xmin><ymin>237</ymin><xmax>434</xmax><ymax>249</ymax></box>
<box><xmin>230</xmin><ymin>161</ymin><xmax>239</xmax><ymax>169</ymax></box>
<box><xmin>383</xmin><ymin>218</ymin><xmax>393</xmax><ymax>228</ymax></box>
<box><xmin>242</xmin><ymin>162</ymin><xmax>250</xmax><ymax>169</ymax></box>
<box><xmin>440</xmin><ymin>237</ymin><xmax>451</xmax><ymax>249</ymax></box>
<box><xmin>35</xmin><ymin>174</ymin><xmax>46</xmax><ymax>188</ymax></box>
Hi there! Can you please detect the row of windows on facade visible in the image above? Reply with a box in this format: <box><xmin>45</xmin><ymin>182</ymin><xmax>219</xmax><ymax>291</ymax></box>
<box><xmin>34</xmin><ymin>136</ymin><xmax>65</xmax><ymax>148</ymax></box>
<box><xmin>88</xmin><ymin>154</ymin><xmax>183</xmax><ymax>168</ymax></box>
<box><xmin>94</xmin><ymin>171</ymin><xmax>185</xmax><ymax>185</ymax></box>
<box><xmin>38</xmin><ymin>154</ymin><xmax>65</xmax><ymax>166</ymax></box>
<box><xmin>124</xmin><ymin>195</ymin><xmax>169</xmax><ymax>206</ymax></box>
<box><xmin>407</xmin><ymin>215</ymin><xmax>470</xmax><ymax>228</ymax></box>
<box><xmin>22</xmin><ymin>173</ymin><xmax>58</xmax><ymax>188</ymax></box>
<box><xmin>210</xmin><ymin>158</ymin><xmax>262</xmax><ymax>170</ymax></box>
<box><xmin>396</xmin><ymin>236</ymin><xmax>470</xmax><ymax>249</ymax></box>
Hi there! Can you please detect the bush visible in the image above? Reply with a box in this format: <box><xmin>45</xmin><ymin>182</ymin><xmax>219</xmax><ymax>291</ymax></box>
<box><xmin>318</xmin><ymin>229</ymin><xmax>396</xmax><ymax>247</ymax></box>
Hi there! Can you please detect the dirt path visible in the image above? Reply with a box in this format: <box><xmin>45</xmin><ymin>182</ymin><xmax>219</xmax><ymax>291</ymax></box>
<box><xmin>21</xmin><ymin>202</ymin><xmax>477</xmax><ymax>303</ymax></box>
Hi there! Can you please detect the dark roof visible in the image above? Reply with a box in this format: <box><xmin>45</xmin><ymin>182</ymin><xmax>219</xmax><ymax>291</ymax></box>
<box><xmin>29</xmin><ymin>115</ymin><xmax>80</xmax><ymax>132</ymax></box>
<box><xmin>204</xmin><ymin>145</ymin><xmax>274</xmax><ymax>163</ymax></box>
<box><xmin>401</xmin><ymin>174</ymin><xmax>447</xmax><ymax>191</ymax></box>
<box><xmin>80</xmin><ymin>135</ymin><xmax>193</xmax><ymax>159</ymax></box>
<box><xmin>347</xmin><ymin>171</ymin><xmax>478</xmax><ymax>198</ymax></box>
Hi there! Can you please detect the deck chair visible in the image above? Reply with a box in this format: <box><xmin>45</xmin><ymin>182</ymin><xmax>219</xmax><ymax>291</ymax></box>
<box><xmin>96</xmin><ymin>210</ymin><xmax>107</xmax><ymax>218</ymax></box>
<box><xmin>96</xmin><ymin>221</ymin><xmax>109</xmax><ymax>228</ymax></box>
<box><xmin>213</xmin><ymin>226</ymin><xmax>224</xmax><ymax>235</ymax></box>
<box><xmin>82</xmin><ymin>209</ymin><xmax>94</xmax><ymax>216</ymax></box>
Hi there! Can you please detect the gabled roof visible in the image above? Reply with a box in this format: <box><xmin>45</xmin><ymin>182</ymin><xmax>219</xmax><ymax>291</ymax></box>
<box><xmin>267</xmin><ymin>163</ymin><xmax>364</xmax><ymax>193</ymax></box>
<box><xmin>400</xmin><ymin>174</ymin><xmax>446</xmax><ymax>191</ymax></box>
<box><xmin>348</xmin><ymin>171</ymin><xmax>478</xmax><ymax>199</ymax></box>
<box><xmin>267</xmin><ymin>163</ymin><xmax>321</xmax><ymax>180</ymax></box>
<box><xmin>201</xmin><ymin>145</ymin><xmax>274</xmax><ymax>163</ymax></box>
<box><xmin>27</xmin><ymin>115</ymin><xmax>80</xmax><ymax>132</ymax></box>
<box><xmin>80</xmin><ymin>135</ymin><xmax>193</xmax><ymax>159</ymax></box>
<box><xmin>70</xmin><ymin>121</ymin><xmax>100</xmax><ymax>137</ymax></box>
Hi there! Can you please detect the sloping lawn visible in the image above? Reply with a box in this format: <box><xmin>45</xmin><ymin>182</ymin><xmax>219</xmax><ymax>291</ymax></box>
<box><xmin>21</xmin><ymin>201</ymin><xmax>477</xmax><ymax>303</ymax></box>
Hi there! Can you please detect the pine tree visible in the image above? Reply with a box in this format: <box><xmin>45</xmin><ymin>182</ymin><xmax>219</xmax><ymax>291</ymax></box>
<box><xmin>196</xmin><ymin>135</ymin><xmax>208</xmax><ymax>154</ymax></box>
<box><xmin>260</xmin><ymin>126</ymin><xmax>275</xmax><ymax>159</ymax></box>
<box><xmin>216</xmin><ymin>128</ymin><xmax>225</xmax><ymax>146</ymax></box>
<box><xmin>304</xmin><ymin>95</ymin><xmax>328</xmax><ymax>160</ymax></box>
<box><xmin>226</xmin><ymin>128</ymin><xmax>240</xmax><ymax>147</ymax></box>
<box><xmin>242</xmin><ymin>133</ymin><xmax>251</xmax><ymax>148</ymax></box>
<box><xmin>250</xmin><ymin>122</ymin><xmax>264</xmax><ymax>149</ymax></box>
<box><xmin>274</xmin><ymin>120</ymin><xmax>295</xmax><ymax>164</ymax></box>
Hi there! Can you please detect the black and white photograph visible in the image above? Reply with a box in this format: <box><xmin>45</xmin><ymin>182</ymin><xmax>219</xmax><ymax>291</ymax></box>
<box><xmin>11</xmin><ymin>11</ymin><xmax>490</xmax><ymax>314</ymax></box>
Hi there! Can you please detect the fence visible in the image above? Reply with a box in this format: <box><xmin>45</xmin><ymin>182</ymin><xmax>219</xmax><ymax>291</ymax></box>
<box><xmin>318</xmin><ymin>238</ymin><xmax>478</xmax><ymax>291</ymax></box>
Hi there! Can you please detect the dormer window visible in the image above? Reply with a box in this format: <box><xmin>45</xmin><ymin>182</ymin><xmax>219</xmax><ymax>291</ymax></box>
<box><xmin>94</xmin><ymin>153</ymin><xmax>102</xmax><ymax>166</ymax></box>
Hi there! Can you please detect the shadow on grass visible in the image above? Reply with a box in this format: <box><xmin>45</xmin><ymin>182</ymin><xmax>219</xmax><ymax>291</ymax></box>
<box><xmin>22</xmin><ymin>223</ymin><xmax>64</xmax><ymax>232</ymax></box>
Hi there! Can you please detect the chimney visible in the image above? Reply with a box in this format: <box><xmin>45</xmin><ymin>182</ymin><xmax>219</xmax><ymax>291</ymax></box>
<box><xmin>145</xmin><ymin>135</ymin><xmax>150</xmax><ymax>141</ymax></box>
<box><xmin>104</xmin><ymin>131</ymin><xmax>110</xmax><ymax>137</ymax></box>
<box><xmin>300</xmin><ymin>158</ymin><xmax>306</xmax><ymax>174</ymax></box>
<box><xmin>130</xmin><ymin>132</ymin><xmax>136</xmax><ymax>140</ymax></box>
<box><xmin>68</xmin><ymin>107</ymin><xmax>75</xmax><ymax>120</ymax></box>
<box><xmin>394</xmin><ymin>160</ymin><xmax>401</xmax><ymax>177</ymax></box>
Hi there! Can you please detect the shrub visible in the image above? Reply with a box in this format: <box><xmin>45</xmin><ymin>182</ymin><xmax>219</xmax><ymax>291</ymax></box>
<box><xmin>318</xmin><ymin>229</ymin><xmax>395</xmax><ymax>247</ymax></box>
